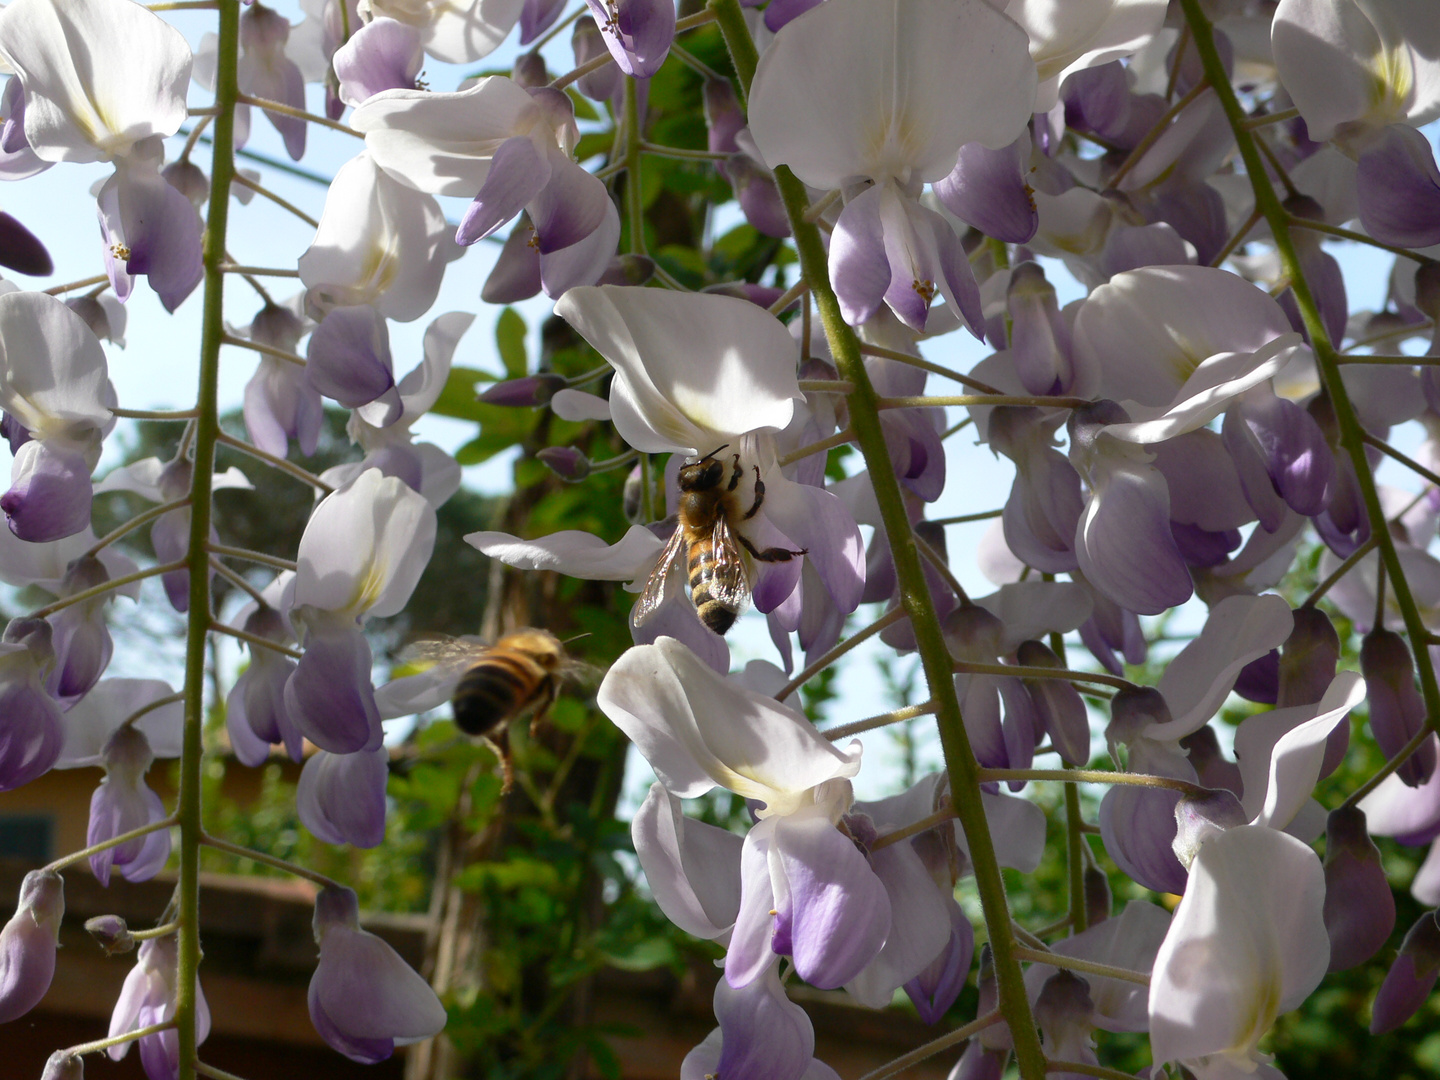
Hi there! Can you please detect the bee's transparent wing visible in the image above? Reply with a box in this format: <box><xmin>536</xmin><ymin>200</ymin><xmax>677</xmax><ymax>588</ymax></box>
<box><xmin>708</xmin><ymin>517</ymin><xmax>752</xmax><ymax>612</ymax></box>
<box><xmin>635</xmin><ymin>526</ymin><xmax>687</xmax><ymax>626</ymax></box>
<box><xmin>403</xmin><ymin>635</ymin><xmax>488</xmax><ymax>666</ymax></box>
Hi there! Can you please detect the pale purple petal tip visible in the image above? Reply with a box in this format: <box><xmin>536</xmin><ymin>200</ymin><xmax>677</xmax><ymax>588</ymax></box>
<box><xmin>1358</xmin><ymin>125</ymin><xmax>1440</xmax><ymax>249</ymax></box>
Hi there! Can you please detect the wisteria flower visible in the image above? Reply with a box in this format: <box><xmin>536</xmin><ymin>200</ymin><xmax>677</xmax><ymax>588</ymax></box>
<box><xmin>354</xmin><ymin>78</ymin><xmax>620</xmax><ymax>297</ymax></box>
<box><xmin>748</xmin><ymin>0</ymin><xmax>1035</xmax><ymax>332</ymax></box>
<box><xmin>309</xmin><ymin>885</ymin><xmax>447</xmax><ymax>1061</ymax></box>
<box><xmin>0</xmin><ymin>869</ymin><xmax>62</xmax><ymax>1023</ymax></box>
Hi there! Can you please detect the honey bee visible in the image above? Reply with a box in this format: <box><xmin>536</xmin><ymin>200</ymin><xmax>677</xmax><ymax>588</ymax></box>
<box><xmin>405</xmin><ymin>629</ymin><xmax>591</xmax><ymax>791</ymax></box>
<box><xmin>636</xmin><ymin>446</ymin><xmax>807</xmax><ymax>636</ymax></box>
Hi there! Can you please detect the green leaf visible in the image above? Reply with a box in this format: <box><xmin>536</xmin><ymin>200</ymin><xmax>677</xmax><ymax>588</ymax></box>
<box><xmin>601</xmin><ymin>936</ymin><xmax>677</xmax><ymax>972</ymax></box>
<box><xmin>567</xmin><ymin>87</ymin><xmax>599</xmax><ymax>121</ymax></box>
<box><xmin>496</xmin><ymin>307</ymin><xmax>528</xmax><ymax>378</ymax></box>
<box><xmin>430</xmin><ymin>366</ymin><xmax>488</xmax><ymax>421</ymax></box>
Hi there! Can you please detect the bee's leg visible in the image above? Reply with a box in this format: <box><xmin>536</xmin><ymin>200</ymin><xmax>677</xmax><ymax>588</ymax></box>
<box><xmin>482</xmin><ymin>731</ymin><xmax>515</xmax><ymax>795</ymax></box>
<box><xmin>529</xmin><ymin>677</ymin><xmax>560</xmax><ymax>738</ymax></box>
<box><xmin>728</xmin><ymin>453</ymin><xmax>743</xmax><ymax>492</ymax></box>
<box><xmin>744</xmin><ymin>465</ymin><xmax>766</xmax><ymax>519</ymax></box>
<box><xmin>737</xmin><ymin>532</ymin><xmax>808</xmax><ymax>562</ymax></box>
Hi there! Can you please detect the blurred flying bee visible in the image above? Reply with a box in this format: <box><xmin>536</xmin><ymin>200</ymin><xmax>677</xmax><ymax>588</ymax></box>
<box><xmin>636</xmin><ymin>445</ymin><xmax>807</xmax><ymax>636</ymax></box>
<box><xmin>404</xmin><ymin>629</ymin><xmax>591</xmax><ymax>791</ymax></box>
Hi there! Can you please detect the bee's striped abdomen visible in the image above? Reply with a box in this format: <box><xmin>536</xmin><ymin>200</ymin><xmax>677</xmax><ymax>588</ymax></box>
<box><xmin>687</xmin><ymin>538</ymin><xmax>739</xmax><ymax>635</ymax></box>
<box><xmin>452</xmin><ymin>653</ymin><xmax>548</xmax><ymax>737</ymax></box>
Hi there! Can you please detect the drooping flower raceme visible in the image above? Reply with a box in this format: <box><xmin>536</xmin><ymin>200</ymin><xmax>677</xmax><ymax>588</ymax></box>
<box><xmin>747</xmin><ymin>0</ymin><xmax>1037</xmax><ymax>333</ymax></box>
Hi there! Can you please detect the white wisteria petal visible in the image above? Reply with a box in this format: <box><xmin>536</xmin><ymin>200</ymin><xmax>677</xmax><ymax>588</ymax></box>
<box><xmin>465</xmin><ymin>525</ymin><xmax>663</xmax><ymax>584</ymax></box>
<box><xmin>550</xmin><ymin>389</ymin><xmax>611</xmax><ymax>422</ymax></box>
<box><xmin>1272</xmin><ymin>0</ymin><xmax>1440</xmax><ymax>143</ymax></box>
<box><xmin>1074</xmin><ymin>266</ymin><xmax>1296</xmax><ymax>410</ymax></box>
<box><xmin>294</xmin><ymin>469</ymin><xmax>437</xmax><ymax>620</ymax></box>
<box><xmin>0</xmin><ymin>0</ymin><xmax>191</xmax><ymax>163</ymax></box>
<box><xmin>1360</xmin><ymin>741</ymin><xmax>1440</xmax><ymax>841</ymax></box>
<box><xmin>954</xmin><ymin>789</ymin><xmax>1048</xmax><ymax>874</ymax></box>
<box><xmin>353</xmin><ymin>79</ymin><xmax>548</xmax><ymax>196</ymax></box>
<box><xmin>361</xmin><ymin>0</ymin><xmax>524</xmax><ymax>63</ymax></box>
<box><xmin>1237</xmin><ymin>671</ymin><xmax>1366</xmax><ymax>832</ymax></box>
<box><xmin>1104</xmin><ymin>338</ymin><xmax>1304</xmax><ymax>445</ymax></box>
<box><xmin>56</xmin><ymin>679</ymin><xmax>183</xmax><ymax>767</ymax></box>
<box><xmin>1150</xmin><ymin>594</ymin><xmax>1294</xmax><ymax>742</ymax></box>
<box><xmin>747</xmin><ymin>0</ymin><xmax>1036</xmax><ymax>189</ymax></box>
<box><xmin>298</xmin><ymin>151</ymin><xmax>452</xmax><ymax>322</ymax></box>
<box><xmin>556</xmin><ymin>287</ymin><xmax>801</xmax><ymax>454</ymax></box>
<box><xmin>633</xmin><ymin>783</ymin><xmax>744</xmax><ymax>940</ymax></box>
<box><xmin>1149</xmin><ymin>825</ymin><xmax>1328</xmax><ymax>1069</ymax></box>
<box><xmin>0</xmin><ymin>291</ymin><xmax>111</xmax><ymax>442</ymax></box>
<box><xmin>598</xmin><ymin>637</ymin><xmax>862</xmax><ymax>814</ymax></box>
<box><xmin>1005</xmin><ymin>0</ymin><xmax>1168</xmax><ymax>110</ymax></box>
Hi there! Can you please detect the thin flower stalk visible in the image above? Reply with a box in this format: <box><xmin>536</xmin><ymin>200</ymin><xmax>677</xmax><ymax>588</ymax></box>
<box><xmin>854</xmin><ymin>1011</ymin><xmax>1003</xmax><ymax>1080</ymax></box>
<box><xmin>45</xmin><ymin>817</ymin><xmax>178</xmax><ymax>874</ymax></box>
<box><xmin>29</xmin><ymin>561</ymin><xmax>189</xmax><ymax>619</ymax></box>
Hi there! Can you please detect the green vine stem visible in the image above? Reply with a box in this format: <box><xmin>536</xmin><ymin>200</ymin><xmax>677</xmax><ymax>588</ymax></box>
<box><xmin>706</xmin><ymin>1</ymin><xmax>1048</xmax><ymax>1074</ymax></box>
<box><xmin>1178</xmin><ymin>0</ymin><xmax>1440</xmax><ymax>731</ymax></box>
<box><xmin>178</xmin><ymin>0</ymin><xmax>239</xmax><ymax>1076</ymax></box>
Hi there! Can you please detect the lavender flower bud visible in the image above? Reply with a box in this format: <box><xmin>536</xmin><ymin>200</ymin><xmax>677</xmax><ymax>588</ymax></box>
<box><xmin>0</xmin><ymin>210</ymin><xmax>51</xmax><ymax>277</ymax></box>
<box><xmin>0</xmin><ymin>869</ymin><xmax>63</xmax><ymax>1023</ymax></box>
<box><xmin>1278</xmin><ymin>606</ymin><xmax>1340</xmax><ymax>708</ymax></box>
<box><xmin>622</xmin><ymin>463</ymin><xmax>644</xmax><ymax>523</ymax></box>
<box><xmin>1034</xmin><ymin>970</ymin><xmax>1096</xmax><ymax>1068</ymax></box>
<box><xmin>1361</xmin><ymin>629</ymin><xmax>1435</xmax><ymax>787</ymax></box>
<box><xmin>161</xmin><ymin>159</ymin><xmax>209</xmax><ymax>211</ymax></box>
<box><xmin>1083</xmin><ymin>866</ymin><xmax>1111</xmax><ymax>927</ymax></box>
<box><xmin>1005</xmin><ymin>262</ymin><xmax>1072</xmax><ymax>396</ymax></box>
<box><xmin>511</xmin><ymin>51</ymin><xmax>548</xmax><ymax>88</ymax></box>
<box><xmin>975</xmin><ymin>945</ymin><xmax>1012</xmax><ymax>1051</ymax></box>
<box><xmin>1103</xmin><ymin>686</ymin><xmax>1170</xmax><ymax>762</ymax></box>
<box><xmin>903</xmin><ymin>901</ymin><xmax>973</xmax><ymax>1025</ymax></box>
<box><xmin>1016</xmin><ymin>639</ymin><xmax>1089</xmax><ymax>766</ymax></box>
<box><xmin>40</xmin><ymin>1051</ymin><xmax>82</xmax><ymax>1080</ymax></box>
<box><xmin>571</xmin><ymin>16</ymin><xmax>621</xmax><ymax>103</ymax></box>
<box><xmin>1371</xmin><ymin>910</ymin><xmax>1440</xmax><ymax>1034</ymax></box>
<box><xmin>536</xmin><ymin>446</ymin><xmax>591</xmax><ymax>482</ymax></box>
<box><xmin>479</xmin><ymin>374</ymin><xmax>567</xmax><ymax>408</ymax></box>
<box><xmin>1324</xmin><ymin>806</ymin><xmax>1395</xmax><ymax>972</ymax></box>
<box><xmin>85</xmin><ymin>914</ymin><xmax>135</xmax><ymax>956</ymax></box>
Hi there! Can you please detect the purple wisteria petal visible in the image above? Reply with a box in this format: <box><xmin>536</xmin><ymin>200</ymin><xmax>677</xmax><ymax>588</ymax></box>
<box><xmin>571</xmin><ymin>17</ymin><xmax>624</xmax><ymax>103</ymax></box>
<box><xmin>989</xmin><ymin>410</ymin><xmax>1084</xmax><ymax>574</ymax></box>
<box><xmin>530</xmin><ymin>152</ymin><xmax>609</xmax><ymax>254</ymax></box>
<box><xmin>846</xmin><ymin>838</ymin><xmax>951</xmax><ymax>1009</ymax></box>
<box><xmin>305</xmin><ymin>305</ymin><xmax>401</xmax><ymax>426</ymax></box>
<box><xmin>519</xmin><ymin>0</ymin><xmax>568</xmax><ymax>43</ymax></box>
<box><xmin>1017</xmin><ymin>640</ymin><xmax>1090</xmax><ymax>766</ymax></box>
<box><xmin>1074</xmin><ymin>454</ymin><xmax>1192</xmax><ymax>616</ymax></box>
<box><xmin>97</xmin><ymin>158</ymin><xmax>204</xmax><ymax>313</ymax></box>
<box><xmin>829</xmin><ymin>185</ymin><xmax>890</xmax><ymax>327</ymax></box>
<box><xmin>727</xmin><ymin>819</ymin><xmax>779</xmax><ymax>988</ymax></box>
<box><xmin>1361</xmin><ymin>741</ymin><xmax>1440</xmax><ymax>845</ymax></box>
<box><xmin>285</xmin><ymin>625</ymin><xmax>383</xmax><ymax>754</ymax></box>
<box><xmin>537</xmin><ymin>196</ymin><xmax>622</xmax><ymax>297</ymax></box>
<box><xmin>1223</xmin><ymin>385</ymin><xmax>1333</xmax><ymax>524</ymax></box>
<box><xmin>456</xmin><ymin>135</ymin><xmax>551</xmax><ymax>246</ymax></box>
<box><xmin>771</xmin><ymin>808</ymin><xmax>891</xmax><ymax>989</ymax></box>
<box><xmin>583</xmin><ymin>0</ymin><xmax>675</xmax><ymax>78</ymax></box>
<box><xmin>713</xmin><ymin>965</ymin><xmax>815</xmax><ymax>1080</ymax></box>
<box><xmin>333</xmin><ymin>17</ymin><xmax>423</xmax><ymax>107</ymax></box>
<box><xmin>310</xmin><ymin>886</ymin><xmax>446</xmax><ymax>1061</ymax></box>
<box><xmin>0</xmin><ymin>211</ymin><xmax>50</xmax><ymax>277</ymax></box>
<box><xmin>934</xmin><ymin>133</ymin><xmax>1037</xmax><ymax>244</ymax></box>
<box><xmin>3</xmin><ymin>440</ymin><xmax>93</xmax><ymax>542</ymax></box>
<box><xmin>297</xmin><ymin>747</ymin><xmax>388</xmax><ymax>848</ymax></box>
<box><xmin>0</xmin><ymin>869</ymin><xmax>62</xmax><ymax>1023</ymax></box>
<box><xmin>107</xmin><ymin>935</ymin><xmax>210</xmax><ymax>1077</ymax></box>
<box><xmin>0</xmin><ymin>645</ymin><xmax>64</xmax><ymax>793</ymax></box>
<box><xmin>226</xmin><ymin>606</ymin><xmax>301</xmax><ymax>766</ymax></box>
<box><xmin>903</xmin><ymin>899</ymin><xmax>973</xmax><ymax>1024</ymax></box>
<box><xmin>760</xmin><ymin>476</ymin><xmax>865</xmax><ymax>615</ymax></box>
<box><xmin>1004</xmin><ymin>264</ymin><xmax>1074</xmax><ymax>396</ymax></box>
<box><xmin>1371</xmin><ymin>911</ymin><xmax>1440</xmax><ymax>1034</ymax></box>
<box><xmin>1357</xmin><ymin>125</ymin><xmax>1440</xmax><ymax>248</ymax></box>
<box><xmin>879</xmin><ymin>186</ymin><xmax>982</xmax><ymax>335</ymax></box>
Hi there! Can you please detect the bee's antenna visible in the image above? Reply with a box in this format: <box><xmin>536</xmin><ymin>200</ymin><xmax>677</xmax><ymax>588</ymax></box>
<box><xmin>560</xmin><ymin>632</ymin><xmax>592</xmax><ymax>646</ymax></box>
<box><xmin>701</xmin><ymin>443</ymin><xmax>729</xmax><ymax>461</ymax></box>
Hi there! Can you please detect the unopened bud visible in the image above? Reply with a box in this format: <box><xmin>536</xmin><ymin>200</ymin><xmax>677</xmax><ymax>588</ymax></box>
<box><xmin>248</xmin><ymin>301</ymin><xmax>305</xmax><ymax>353</ymax></box>
<box><xmin>1278</xmin><ymin>606</ymin><xmax>1340</xmax><ymax>708</ymax></box>
<box><xmin>975</xmin><ymin>945</ymin><xmax>1012</xmax><ymax>1050</ymax></box>
<box><xmin>622</xmin><ymin>464</ymin><xmax>644</xmax><ymax>523</ymax></box>
<box><xmin>1033</xmin><ymin>970</ymin><xmax>1095</xmax><ymax>1056</ymax></box>
<box><xmin>1371</xmin><ymin>910</ymin><xmax>1440</xmax><ymax>1033</ymax></box>
<box><xmin>536</xmin><ymin>446</ymin><xmax>591</xmax><ymax>482</ymax></box>
<box><xmin>1172</xmin><ymin>789</ymin><xmax>1246</xmax><ymax>870</ymax></box>
<box><xmin>479</xmin><ymin>374</ymin><xmax>567</xmax><ymax>408</ymax></box>
<box><xmin>511</xmin><ymin>51</ymin><xmax>548</xmax><ymax>88</ymax></box>
<box><xmin>65</xmin><ymin>295</ymin><xmax>122</xmax><ymax>346</ymax></box>
<box><xmin>84</xmin><ymin>914</ymin><xmax>135</xmax><ymax>956</ymax></box>
<box><xmin>163</xmin><ymin>159</ymin><xmax>210</xmax><ymax>210</ymax></box>
<box><xmin>1415</xmin><ymin>263</ymin><xmax>1440</xmax><ymax>322</ymax></box>
<box><xmin>1006</xmin><ymin>262</ymin><xmax>1073</xmax><ymax>396</ymax></box>
<box><xmin>0</xmin><ymin>210</ymin><xmax>52</xmax><ymax>277</ymax></box>
<box><xmin>1180</xmin><ymin>724</ymin><xmax>1243</xmax><ymax>796</ymax></box>
<box><xmin>903</xmin><ymin>902</ymin><xmax>973</xmax><ymax>1024</ymax></box>
<box><xmin>597</xmin><ymin>253</ymin><xmax>655</xmax><ymax>287</ymax></box>
<box><xmin>1104</xmin><ymin>686</ymin><xmax>1171</xmax><ymax>760</ymax></box>
<box><xmin>1324</xmin><ymin>806</ymin><xmax>1395</xmax><ymax>972</ymax></box>
<box><xmin>1361</xmin><ymin>629</ymin><xmax>1435</xmax><ymax>787</ymax></box>
<box><xmin>41</xmin><ymin>1051</ymin><xmax>83</xmax><ymax>1080</ymax></box>
<box><xmin>572</xmin><ymin>16</ymin><xmax>621</xmax><ymax>102</ymax></box>
<box><xmin>1083</xmin><ymin>865</ymin><xmax>1111</xmax><ymax>926</ymax></box>
<box><xmin>3</xmin><ymin>616</ymin><xmax>54</xmax><ymax>673</ymax></box>
<box><xmin>1017</xmin><ymin>639</ymin><xmax>1089</xmax><ymax>766</ymax></box>
<box><xmin>941</xmin><ymin>604</ymin><xmax>1004</xmax><ymax>662</ymax></box>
